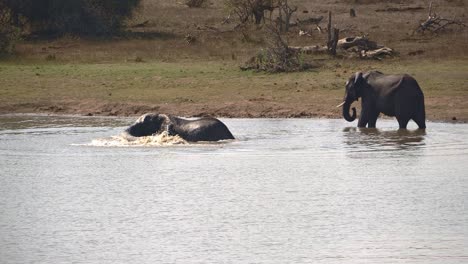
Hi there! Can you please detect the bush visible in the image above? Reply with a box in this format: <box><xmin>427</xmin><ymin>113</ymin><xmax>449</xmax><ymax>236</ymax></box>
<box><xmin>0</xmin><ymin>3</ymin><xmax>20</xmax><ymax>54</ymax></box>
<box><xmin>225</xmin><ymin>0</ymin><xmax>253</xmax><ymax>24</ymax></box>
<box><xmin>0</xmin><ymin>25</ymin><xmax>19</xmax><ymax>55</ymax></box>
<box><xmin>241</xmin><ymin>27</ymin><xmax>313</xmax><ymax>73</ymax></box>
<box><xmin>186</xmin><ymin>0</ymin><xmax>207</xmax><ymax>8</ymax></box>
<box><xmin>242</xmin><ymin>47</ymin><xmax>311</xmax><ymax>73</ymax></box>
<box><xmin>0</xmin><ymin>0</ymin><xmax>142</xmax><ymax>35</ymax></box>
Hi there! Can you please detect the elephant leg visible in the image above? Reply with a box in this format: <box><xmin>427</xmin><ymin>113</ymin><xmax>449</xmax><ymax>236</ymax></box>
<box><xmin>395</xmin><ymin>100</ymin><xmax>413</xmax><ymax>129</ymax></box>
<box><xmin>397</xmin><ymin>117</ymin><xmax>410</xmax><ymax>129</ymax></box>
<box><xmin>358</xmin><ymin>107</ymin><xmax>374</xmax><ymax>128</ymax></box>
<box><xmin>358</xmin><ymin>117</ymin><xmax>368</xmax><ymax>128</ymax></box>
<box><xmin>414</xmin><ymin>117</ymin><xmax>426</xmax><ymax>129</ymax></box>
<box><xmin>412</xmin><ymin>103</ymin><xmax>426</xmax><ymax>129</ymax></box>
<box><xmin>367</xmin><ymin>112</ymin><xmax>380</xmax><ymax>128</ymax></box>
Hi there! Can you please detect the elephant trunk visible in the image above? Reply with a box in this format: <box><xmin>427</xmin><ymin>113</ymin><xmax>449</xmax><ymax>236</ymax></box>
<box><xmin>342</xmin><ymin>100</ymin><xmax>356</xmax><ymax>122</ymax></box>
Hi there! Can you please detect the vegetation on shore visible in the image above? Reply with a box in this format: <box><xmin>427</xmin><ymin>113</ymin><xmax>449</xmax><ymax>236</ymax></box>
<box><xmin>0</xmin><ymin>0</ymin><xmax>467</xmax><ymax>121</ymax></box>
<box><xmin>1</xmin><ymin>58</ymin><xmax>467</xmax><ymax>121</ymax></box>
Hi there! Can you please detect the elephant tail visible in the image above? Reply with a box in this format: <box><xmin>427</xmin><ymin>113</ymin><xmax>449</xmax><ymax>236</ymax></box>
<box><xmin>414</xmin><ymin>96</ymin><xmax>426</xmax><ymax>129</ymax></box>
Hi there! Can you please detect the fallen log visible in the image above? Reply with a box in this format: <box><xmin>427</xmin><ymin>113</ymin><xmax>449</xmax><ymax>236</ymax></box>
<box><xmin>337</xmin><ymin>36</ymin><xmax>379</xmax><ymax>50</ymax></box>
<box><xmin>289</xmin><ymin>31</ymin><xmax>395</xmax><ymax>59</ymax></box>
<box><xmin>360</xmin><ymin>47</ymin><xmax>394</xmax><ymax>60</ymax></box>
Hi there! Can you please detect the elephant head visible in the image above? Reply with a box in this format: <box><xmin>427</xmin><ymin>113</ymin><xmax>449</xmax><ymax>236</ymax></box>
<box><xmin>338</xmin><ymin>72</ymin><xmax>364</xmax><ymax>122</ymax></box>
<box><xmin>124</xmin><ymin>113</ymin><xmax>170</xmax><ymax>137</ymax></box>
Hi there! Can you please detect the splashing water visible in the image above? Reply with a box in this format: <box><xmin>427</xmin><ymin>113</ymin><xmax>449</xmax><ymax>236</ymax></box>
<box><xmin>90</xmin><ymin>131</ymin><xmax>188</xmax><ymax>147</ymax></box>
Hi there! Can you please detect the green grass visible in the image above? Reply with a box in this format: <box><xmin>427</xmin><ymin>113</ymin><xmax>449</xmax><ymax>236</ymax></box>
<box><xmin>1</xmin><ymin>58</ymin><xmax>467</xmax><ymax>119</ymax></box>
<box><xmin>0</xmin><ymin>60</ymin><xmax>329</xmax><ymax>103</ymax></box>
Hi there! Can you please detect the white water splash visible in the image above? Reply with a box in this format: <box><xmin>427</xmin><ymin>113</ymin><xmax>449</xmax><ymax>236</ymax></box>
<box><xmin>89</xmin><ymin>131</ymin><xmax>188</xmax><ymax>147</ymax></box>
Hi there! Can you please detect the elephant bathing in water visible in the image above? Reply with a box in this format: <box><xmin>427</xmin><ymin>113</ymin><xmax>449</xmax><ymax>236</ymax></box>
<box><xmin>338</xmin><ymin>71</ymin><xmax>426</xmax><ymax>129</ymax></box>
<box><xmin>123</xmin><ymin>113</ymin><xmax>235</xmax><ymax>142</ymax></box>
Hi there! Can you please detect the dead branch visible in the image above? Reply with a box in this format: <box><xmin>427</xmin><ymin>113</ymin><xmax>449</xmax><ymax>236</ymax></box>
<box><xmin>255</xmin><ymin>0</ymin><xmax>279</xmax><ymax>24</ymax></box>
<box><xmin>360</xmin><ymin>47</ymin><xmax>394</xmax><ymax>60</ymax></box>
<box><xmin>225</xmin><ymin>0</ymin><xmax>282</xmax><ymax>28</ymax></box>
<box><xmin>326</xmin><ymin>11</ymin><xmax>339</xmax><ymax>56</ymax></box>
<box><xmin>413</xmin><ymin>2</ymin><xmax>466</xmax><ymax>34</ymax></box>
<box><xmin>289</xmin><ymin>35</ymin><xmax>394</xmax><ymax>60</ymax></box>
<box><xmin>226</xmin><ymin>0</ymin><xmax>252</xmax><ymax>25</ymax></box>
<box><xmin>428</xmin><ymin>1</ymin><xmax>433</xmax><ymax>17</ymax></box>
<box><xmin>330</xmin><ymin>28</ymin><xmax>339</xmax><ymax>56</ymax></box>
<box><xmin>278</xmin><ymin>0</ymin><xmax>297</xmax><ymax>32</ymax></box>
<box><xmin>415</xmin><ymin>14</ymin><xmax>466</xmax><ymax>34</ymax></box>
<box><xmin>222</xmin><ymin>13</ymin><xmax>232</xmax><ymax>24</ymax></box>
<box><xmin>327</xmin><ymin>11</ymin><xmax>332</xmax><ymax>48</ymax></box>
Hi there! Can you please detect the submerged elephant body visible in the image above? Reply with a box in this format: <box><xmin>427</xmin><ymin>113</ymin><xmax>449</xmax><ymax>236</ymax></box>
<box><xmin>340</xmin><ymin>71</ymin><xmax>426</xmax><ymax>129</ymax></box>
<box><xmin>124</xmin><ymin>113</ymin><xmax>234</xmax><ymax>142</ymax></box>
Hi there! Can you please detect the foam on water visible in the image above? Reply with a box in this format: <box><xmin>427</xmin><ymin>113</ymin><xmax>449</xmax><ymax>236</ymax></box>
<box><xmin>89</xmin><ymin>131</ymin><xmax>188</xmax><ymax>147</ymax></box>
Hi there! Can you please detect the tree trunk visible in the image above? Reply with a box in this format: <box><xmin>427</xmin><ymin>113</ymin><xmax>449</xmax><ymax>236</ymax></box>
<box><xmin>327</xmin><ymin>11</ymin><xmax>332</xmax><ymax>48</ymax></box>
<box><xmin>330</xmin><ymin>28</ymin><xmax>339</xmax><ymax>56</ymax></box>
<box><xmin>327</xmin><ymin>11</ymin><xmax>339</xmax><ymax>56</ymax></box>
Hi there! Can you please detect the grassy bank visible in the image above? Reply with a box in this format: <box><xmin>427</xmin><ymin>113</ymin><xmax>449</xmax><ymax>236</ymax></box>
<box><xmin>1</xmin><ymin>58</ymin><xmax>467</xmax><ymax>121</ymax></box>
<box><xmin>1</xmin><ymin>0</ymin><xmax>467</xmax><ymax>121</ymax></box>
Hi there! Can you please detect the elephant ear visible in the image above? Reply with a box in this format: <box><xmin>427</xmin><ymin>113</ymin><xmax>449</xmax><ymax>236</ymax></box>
<box><xmin>158</xmin><ymin>114</ymin><xmax>170</xmax><ymax>124</ymax></box>
<box><xmin>136</xmin><ymin>113</ymin><xmax>150</xmax><ymax>123</ymax></box>
<box><xmin>354</xmin><ymin>72</ymin><xmax>363</xmax><ymax>85</ymax></box>
<box><xmin>157</xmin><ymin>114</ymin><xmax>172</xmax><ymax>132</ymax></box>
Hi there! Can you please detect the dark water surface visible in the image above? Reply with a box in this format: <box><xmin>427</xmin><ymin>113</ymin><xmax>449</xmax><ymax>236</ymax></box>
<box><xmin>0</xmin><ymin>115</ymin><xmax>467</xmax><ymax>264</ymax></box>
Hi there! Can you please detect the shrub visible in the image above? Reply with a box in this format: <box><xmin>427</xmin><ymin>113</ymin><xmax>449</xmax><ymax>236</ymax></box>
<box><xmin>225</xmin><ymin>0</ymin><xmax>253</xmax><ymax>24</ymax></box>
<box><xmin>241</xmin><ymin>27</ymin><xmax>313</xmax><ymax>73</ymax></box>
<box><xmin>0</xmin><ymin>3</ymin><xmax>20</xmax><ymax>54</ymax></box>
<box><xmin>0</xmin><ymin>0</ymin><xmax>142</xmax><ymax>35</ymax></box>
<box><xmin>186</xmin><ymin>0</ymin><xmax>207</xmax><ymax>8</ymax></box>
<box><xmin>0</xmin><ymin>25</ymin><xmax>19</xmax><ymax>55</ymax></box>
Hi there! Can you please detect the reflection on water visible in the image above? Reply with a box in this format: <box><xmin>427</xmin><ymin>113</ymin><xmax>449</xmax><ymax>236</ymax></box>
<box><xmin>343</xmin><ymin>127</ymin><xmax>426</xmax><ymax>151</ymax></box>
<box><xmin>0</xmin><ymin>114</ymin><xmax>129</xmax><ymax>130</ymax></box>
<box><xmin>1</xmin><ymin>115</ymin><xmax>468</xmax><ymax>264</ymax></box>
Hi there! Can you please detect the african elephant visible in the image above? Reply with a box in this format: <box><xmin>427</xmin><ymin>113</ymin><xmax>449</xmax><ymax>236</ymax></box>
<box><xmin>338</xmin><ymin>71</ymin><xmax>426</xmax><ymax>129</ymax></box>
<box><xmin>122</xmin><ymin>113</ymin><xmax>235</xmax><ymax>142</ymax></box>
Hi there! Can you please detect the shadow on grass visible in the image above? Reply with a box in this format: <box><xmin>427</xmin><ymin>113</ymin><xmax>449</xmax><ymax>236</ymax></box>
<box><xmin>117</xmin><ymin>31</ymin><xmax>178</xmax><ymax>40</ymax></box>
<box><xmin>23</xmin><ymin>30</ymin><xmax>178</xmax><ymax>41</ymax></box>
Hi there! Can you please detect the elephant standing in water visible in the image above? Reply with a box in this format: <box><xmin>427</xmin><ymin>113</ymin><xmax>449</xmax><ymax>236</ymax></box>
<box><xmin>338</xmin><ymin>71</ymin><xmax>426</xmax><ymax>129</ymax></box>
<box><xmin>123</xmin><ymin>113</ymin><xmax>235</xmax><ymax>142</ymax></box>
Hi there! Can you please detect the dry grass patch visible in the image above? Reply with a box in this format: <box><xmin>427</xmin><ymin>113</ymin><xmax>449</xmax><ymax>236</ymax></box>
<box><xmin>0</xmin><ymin>58</ymin><xmax>467</xmax><ymax>120</ymax></box>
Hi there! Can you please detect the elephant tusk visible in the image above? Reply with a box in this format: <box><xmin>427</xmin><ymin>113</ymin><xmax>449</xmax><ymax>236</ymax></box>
<box><xmin>336</xmin><ymin>101</ymin><xmax>345</xmax><ymax>108</ymax></box>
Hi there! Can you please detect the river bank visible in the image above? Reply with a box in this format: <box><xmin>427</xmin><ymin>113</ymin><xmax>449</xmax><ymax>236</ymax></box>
<box><xmin>1</xmin><ymin>0</ymin><xmax>467</xmax><ymax>122</ymax></box>
<box><xmin>1</xmin><ymin>59</ymin><xmax>467</xmax><ymax>122</ymax></box>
